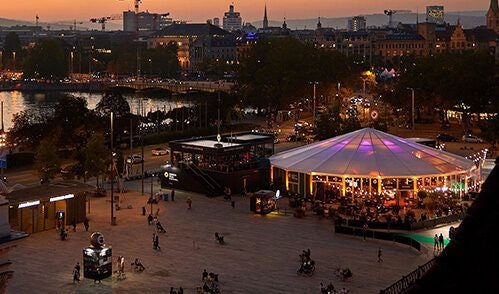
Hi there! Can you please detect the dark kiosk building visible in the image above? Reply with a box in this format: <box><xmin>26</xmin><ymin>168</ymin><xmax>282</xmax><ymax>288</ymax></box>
<box><xmin>161</xmin><ymin>132</ymin><xmax>274</xmax><ymax>196</ymax></box>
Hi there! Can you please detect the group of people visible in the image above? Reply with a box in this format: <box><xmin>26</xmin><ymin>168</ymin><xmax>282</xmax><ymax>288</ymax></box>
<box><xmin>200</xmin><ymin>269</ymin><xmax>220</xmax><ymax>293</ymax></box>
<box><xmin>320</xmin><ymin>282</ymin><xmax>349</xmax><ymax>294</ymax></box>
<box><xmin>169</xmin><ymin>286</ymin><xmax>184</xmax><ymax>294</ymax></box>
<box><xmin>298</xmin><ymin>248</ymin><xmax>315</xmax><ymax>275</ymax></box>
<box><xmin>434</xmin><ymin>233</ymin><xmax>446</xmax><ymax>251</ymax></box>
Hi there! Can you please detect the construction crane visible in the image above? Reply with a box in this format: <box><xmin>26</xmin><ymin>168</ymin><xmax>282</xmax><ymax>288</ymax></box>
<box><xmin>384</xmin><ymin>10</ymin><xmax>411</xmax><ymax>28</ymax></box>
<box><xmin>118</xmin><ymin>0</ymin><xmax>142</xmax><ymax>13</ymax></box>
<box><xmin>90</xmin><ymin>15</ymin><xmax>122</xmax><ymax>31</ymax></box>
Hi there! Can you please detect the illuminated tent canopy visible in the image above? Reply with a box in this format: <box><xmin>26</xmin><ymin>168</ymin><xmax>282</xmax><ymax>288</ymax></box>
<box><xmin>270</xmin><ymin>128</ymin><xmax>474</xmax><ymax>178</ymax></box>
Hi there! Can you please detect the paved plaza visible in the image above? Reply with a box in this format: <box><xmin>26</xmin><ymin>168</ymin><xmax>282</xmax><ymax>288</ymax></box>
<box><xmin>7</xmin><ymin>188</ymin><xmax>432</xmax><ymax>293</ymax></box>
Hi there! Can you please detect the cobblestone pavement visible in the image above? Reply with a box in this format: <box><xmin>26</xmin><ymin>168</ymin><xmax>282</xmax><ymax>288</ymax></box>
<box><xmin>7</xmin><ymin>190</ymin><xmax>430</xmax><ymax>294</ymax></box>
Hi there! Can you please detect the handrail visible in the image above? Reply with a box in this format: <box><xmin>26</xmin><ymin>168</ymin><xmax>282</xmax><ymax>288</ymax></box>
<box><xmin>191</xmin><ymin>163</ymin><xmax>222</xmax><ymax>191</ymax></box>
<box><xmin>187</xmin><ymin>164</ymin><xmax>216</xmax><ymax>191</ymax></box>
<box><xmin>379</xmin><ymin>258</ymin><xmax>437</xmax><ymax>294</ymax></box>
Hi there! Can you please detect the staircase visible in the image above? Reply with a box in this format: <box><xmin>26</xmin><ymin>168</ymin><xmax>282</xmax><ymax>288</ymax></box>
<box><xmin>187</xmin><ymin>163</ymin><xmax>223</xmax><ymax>197</ymax></box>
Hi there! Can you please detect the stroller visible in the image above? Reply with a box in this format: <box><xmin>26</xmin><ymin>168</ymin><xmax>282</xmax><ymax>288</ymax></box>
<box><xmin>156</xmin><ymin>221</ymin><xmax>167</xmax><ymax>233</ymax></box>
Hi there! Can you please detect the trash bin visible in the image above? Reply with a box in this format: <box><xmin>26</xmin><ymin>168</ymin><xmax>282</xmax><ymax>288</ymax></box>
<box><xmin>163</xmin><ymin>193</ymin><xmax>169</xmax><ymax>201</ymax></box>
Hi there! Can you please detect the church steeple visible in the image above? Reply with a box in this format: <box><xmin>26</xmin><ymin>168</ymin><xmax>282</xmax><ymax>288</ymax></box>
<box><xmin>490</xmin><ymin>0</ymin><xmax>499</xmax><ymax>13</ymax></box>
<box><xmin>282</xmin><ymin>17</ymin><xmax>287</xmax><ymax>30</ymax></box>
<box><xmin>263</xmin><ymin>3</ymin><xmax>269</xmax><ymax>29</ymax></box>
<box><xmin>317</xmin><ymin>17</ymin><xmax>322</xmax><ymax>29</ymax></box>
<box><xmin>487</xmin><ymin>0</ymin><xmax>499</xmax><ymax>33</ymax></box>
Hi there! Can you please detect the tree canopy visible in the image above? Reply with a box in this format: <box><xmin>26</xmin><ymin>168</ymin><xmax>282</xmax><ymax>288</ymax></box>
<box><xmin>237</xmin><ymin>37</ymin><xmax>362</xmax><ymax>109</ymax></box>
<box><xmin>23</xmin><ymin>38</ymin><xmax>69</xmax><ymax>80</ymax></box>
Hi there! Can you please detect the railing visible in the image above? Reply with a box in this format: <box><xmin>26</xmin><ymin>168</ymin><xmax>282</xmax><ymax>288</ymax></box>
<box><xmin>334</xmin><ymin>225</ymin><xmax>422</xmax><ymax>252</ymax></box>
<box><xmin>0</xmin><ymin>270</ymin><xmax>14</xmax><ymax>293</ymax></box>
<box><xmin>379</xmin><ymin>258</ymin><xmax>437</xmax><ymax>294</ymax></box>
<box><xmin>342</xmin><ymin>212</ymin><xmax>465</xmax><ymax>231</ymax></box>
<box><xmin>410</xmin><ymin>212</ymin><xmax>465</xmax><ymax>231</ymax></box>
<box><xmin>191</xmin><ymin>163</ymin><xmax>222</xmax><ymax>193</ymax></box>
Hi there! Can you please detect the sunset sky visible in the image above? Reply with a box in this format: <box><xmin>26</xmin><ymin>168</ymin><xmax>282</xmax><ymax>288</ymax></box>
<box><xmin>1</xmin><ymin>0</ymin><xmax>490</xmax><ymax>23</ymax></box>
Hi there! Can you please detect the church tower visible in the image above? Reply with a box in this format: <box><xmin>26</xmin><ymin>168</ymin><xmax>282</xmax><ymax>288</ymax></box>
<box><xmin>486</xmin><ymin>0</ymin><xmax>499</xmax><ymax>33</ymax></box>
<box><xmin>263</xmin><ymin>4</ymin><xmax>269</xmax><ymax>29</ymax></box>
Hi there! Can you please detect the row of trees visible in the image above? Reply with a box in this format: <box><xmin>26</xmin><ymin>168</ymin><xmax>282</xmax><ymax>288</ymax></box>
<box><xmin>237</xmin><ymin>37</ymin><xmax>364</xmax><ymax>109</ymax></box>
<box><xmin>2</xmin><ymin>33</ymin><xmax>181</xmax><ymax>80</ymax></box>
<box><xmin>377</xmin><ymin>52</ymin><xmax>498</xmax><ymax>125</ymax></box>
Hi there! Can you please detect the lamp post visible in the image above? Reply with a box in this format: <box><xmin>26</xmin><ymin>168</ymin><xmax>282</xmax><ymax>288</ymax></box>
<box><xmin>12</xmin><ymin>51</ymin><xmax>16</xmax><ymax>71</ymax></box>
<box><xmin>407</xmin><ymin>88</ymin><xmax>415</xmax><ymax>133</ymax></box>
<box><xmin>309</xmin><ymin>81</ymin><xmax>319</xmax><ymax>123</ymax></box>
<box><xmin>148</xmin><ymin>173</ymin><xmax>158</xmax><ymax>215</ymax></box>
<box><xmin>110</xmin><ymin>112</ymin><xmax>116</xmax><ymax>225</ymax></box>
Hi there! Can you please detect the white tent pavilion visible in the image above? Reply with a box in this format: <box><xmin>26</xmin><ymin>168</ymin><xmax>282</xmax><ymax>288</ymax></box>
<box><xmin>270</xmin><ymin>128</ymin><xmax>477</xmax><ymax>203</ymax></box>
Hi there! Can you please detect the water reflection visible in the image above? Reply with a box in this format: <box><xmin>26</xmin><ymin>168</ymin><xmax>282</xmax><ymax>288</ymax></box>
<box><xmin>0</xmin><ymin>91</ymin><xmax>192</xmax><ymax>130</ymax></box>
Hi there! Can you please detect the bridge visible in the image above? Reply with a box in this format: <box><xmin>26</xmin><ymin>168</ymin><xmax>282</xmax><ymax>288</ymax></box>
<box><xmin>0</xmin><ymin>80</ymin><xmax>235</xmax><ymax>93</ymax></box>
<box><xmin>107</xmin><ymin>81</ymin><xmax>235</xmax><ymax>93</ymax></box>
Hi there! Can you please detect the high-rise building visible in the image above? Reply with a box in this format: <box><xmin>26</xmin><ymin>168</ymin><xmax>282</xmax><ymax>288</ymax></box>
<box><xmin>348</xmin><ymin>16</ymin><xmax>367</xmax><ymax>31</ymax></box>
<box><xmin>426</xmin><ymin>6</ymin><xmax>445</xmax><ymax>24</ymax></box>
<box><xmin>222</xmin><ymin>4</ymin><xmax>242</xmax><ymax>32</ymax></box>
<box><xmin>486</xmin><ymin>0</ymin><xmax>499</xmax><ymax>33</ymax></box>
<box><xmin>263</xmin><ymin>4</ymin><xmax>269</xmax><ymax>29</ymax></box>
<box><xmin>123</xmin><ymin>11</ymin><xmax>173</xmax><ymax>32</ymax></box>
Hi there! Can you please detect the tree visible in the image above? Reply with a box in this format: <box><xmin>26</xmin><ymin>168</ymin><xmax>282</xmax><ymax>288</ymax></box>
<box><xmin>142</xmin><ymin>43</ymin><xmax>180</xmax><ymax>77</ymax></box>
<box><xmin>479</xmin><ymin>115</ymin><xmax>499</xmax><ymax>156</ymax></box>
<box><xmin>2</xmin><ymin>32</ymin><xmax>22</xmax><ymax>69</ymax></box>
<box><xmin>83</xmin><ymin>133</ymin><xmax>110</xmax><ymax>187</ymax></box>
<box><xmin>237</xmin><ymin>37</ymin><xmax>360</xmax><ymax>110</ymax></box>
<box><xmin>34</xmin><ymin>138</ymin><xmax>61</xmax><ymax>182</ymax></box>
<box><xmin>23</xmin><ymin>38</ymin><xmax>69</xmax><ymax>80</ymax></box>
<box><xmin>8</xmin><ymin>108</ymin><xmax>52</xmax><ymax>149</ymax></box>
<box><xmin>95</xmin><ymin>92</ymin><xmax>131</xmax><ymax>118</ymax></box>
<box><xmin>52</xmin><ymin>96</ymin><xmax>96</xmax><ymax>148</ymax></box>
<box><xmin>314</xmin><ymin>102</ymin><xmax>343</xmax><ymax>140</ymax></box>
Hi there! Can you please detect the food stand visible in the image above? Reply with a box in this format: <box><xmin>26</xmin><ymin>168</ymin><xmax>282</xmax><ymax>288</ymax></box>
<box><xmin>250</xmin><ymin>190</ymin><xmax>276</xmax><ymax>214</ymax></box>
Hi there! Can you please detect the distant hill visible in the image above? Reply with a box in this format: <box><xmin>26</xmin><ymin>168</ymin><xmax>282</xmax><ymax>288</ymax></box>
<box><xmin>253</xmin><ymin>11</ymin><xmax>487</xmax><ymax>30</ymax></box>
<box><xmin>0</xmin><ymin>17</ymin><xmax>121</xmax><ymax>31</ymax></box>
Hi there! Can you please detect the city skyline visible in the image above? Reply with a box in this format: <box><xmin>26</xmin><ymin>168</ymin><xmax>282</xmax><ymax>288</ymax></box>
<box><xmin>1</xmin><ymin>0</ymin><xmax>490</xmax><ymax>23</ymax></box>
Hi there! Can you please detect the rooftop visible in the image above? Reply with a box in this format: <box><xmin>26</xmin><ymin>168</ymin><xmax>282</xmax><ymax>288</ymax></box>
<box><xmin>154</xmin><ymin>23</ymin><xmax>230</xmax><ymax>37</ymax></box>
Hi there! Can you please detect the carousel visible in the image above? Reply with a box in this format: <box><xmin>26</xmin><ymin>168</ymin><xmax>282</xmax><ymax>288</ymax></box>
<box><xmin>270</xmin><ymin>128</ymin><xmax>479</xmax><ymax>206</ymax></box>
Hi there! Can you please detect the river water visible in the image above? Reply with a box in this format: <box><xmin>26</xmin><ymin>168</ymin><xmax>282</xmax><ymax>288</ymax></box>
<box><xmin>0</xmin><ymin>91</ymin><xmax>194</xmax><ymax>131</ymax></box>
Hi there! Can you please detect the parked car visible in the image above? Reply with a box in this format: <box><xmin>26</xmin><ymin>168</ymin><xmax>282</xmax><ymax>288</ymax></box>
<box><xmin>273</xmin><ymin>138</ymin><xmax>280</xmax><ymax>144</ymax></box>
<box><xmin>127</xmin><ymin>154</ymin><xmax>143</xmax><ymax>164</ymax></box>
<box><xmin>436</xmin><ymin>133</ymin><xmax>458</xmax><ymax>142</ymax></box>
<box><xmin>462</xmin><ymin>134</ymin><xmax>483</xmax><ymax>143</ymax></box>
<box><xmin>152</xmin><ymin>148</ymin><xmax>169</xmax><ymax>156</ymax></box>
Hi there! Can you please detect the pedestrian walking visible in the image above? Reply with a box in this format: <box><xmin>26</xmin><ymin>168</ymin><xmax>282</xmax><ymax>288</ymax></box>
<box><xmin>186</xmin><ymin>197</ymin><xmax>192</xmax><ymax>209</ymax></box>
<box><xmin>171</xmin><ymin>188</ymin><xmax>175</xmax><ymax>201</ymax></box>
<box><xmin>202</xmin><ymin>269</ymin><xmax>208</xmax><ymax>282</ymax></box>
<box><xmin>231</xmin><ymin>200</ymin><xmax>235</xmax><ymax>209</ymax></box>
<box><xmin>72</xmin><ymin>262</ymin><xmax>80</xmax><ymax>283</ymax></box>
<box><xmin>438</xmin><ymin>233</ymin><xmax>445</xmax><ymax>250</ymax></box>
<box><xmin>155</xmin><ymin>234</ymin><xmax>161</xmax><ymax>250</ymax></box>
<box><xmin>178</xmin><ymin>286</ymin><xmax>184</xmax><ymax>294</ymax></box>
<box><xmin>148</xmin><ymin>214</ymin><xmax>153</xmax><ymax>225</ymax></box>
<box><xmin>362</xmin><ymin>223</ymin><xmax>368</xmax><ymax>241</ymax></box>
<box><xmin>377</xmin><ymin>247</ymin><xmax>383</xmax><ymax>262</ymax></box>
<box><xmin>152</xmin><ymin>233</ymin><xmax>157</xmax><ymax>250</ymax></box>
<box><xmin>72</xmin><ymin>218</ymin><xmax>77</xmax><ymax>232</ymax></box>
<box><xmin>142</xmin><ymin>206</ymin><xmax>146</xmax><ymax>216</ymax></box>
<box><xmin>433</xmin><ymin>234</ymin><xmax>439</xmax><ymax>251</ymax></box>
<box><xmin>83</xmin><ymin>217</ymin><xmax>89</xmax><ymax>232</ymax></box>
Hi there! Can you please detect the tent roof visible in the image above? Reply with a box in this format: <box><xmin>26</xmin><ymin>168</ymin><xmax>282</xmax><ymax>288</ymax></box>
<box><xmin>270</xmin><ymin>128</ymin><xmax>474</xmax><ymax>178</ymax></box>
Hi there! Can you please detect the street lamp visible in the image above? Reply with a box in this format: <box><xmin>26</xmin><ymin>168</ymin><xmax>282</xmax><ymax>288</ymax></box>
<box><xmin>12</xmin><ymin>51</ymin><xmax>16</xmax><ymax>71</ymax></box>
<box><xmin>147</xmin><ymin>173</ymin><xmax>158</xmax><ymax>215</ymax></box>
<box><xmin>407</xmin><ymin>88</ymin><xmax>415</xmax><ymax>133</ymax></box>
<box><xmin>110</xmin><ymin>112</ymin><xmax>116</xmax><ymax>225</ymax></box>
<box><xmin>309</xmin><ymin>82</ymin><xmax>319</xmax><ymax>123</ymax></box>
